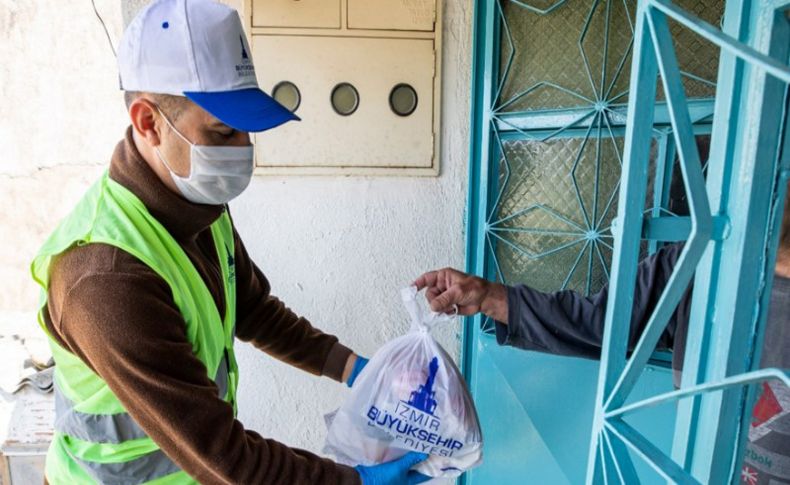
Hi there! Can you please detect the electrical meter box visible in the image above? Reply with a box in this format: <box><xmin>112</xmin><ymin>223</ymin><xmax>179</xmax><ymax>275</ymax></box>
<box><xmin>243</xmin><ymin>0</ymin><xmax>442</xmax><ymax>175</ymax></box>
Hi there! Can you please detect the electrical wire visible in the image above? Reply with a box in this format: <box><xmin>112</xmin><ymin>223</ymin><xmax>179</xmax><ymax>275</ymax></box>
<box><xmin>91</xmin><ymin>0</ymin><xmax>117</xmax><ymax>58</ymax></box>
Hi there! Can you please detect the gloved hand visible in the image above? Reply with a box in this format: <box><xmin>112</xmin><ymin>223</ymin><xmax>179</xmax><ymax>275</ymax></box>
<box><xmin>355</xmin><ymin>451</ymin><xmax>432</xmax><ymax>485</ymax></box>
<box><xmin>346</xmin><ymin>356</ymin><xmax>369</xmax><ymax>388</ymax></box>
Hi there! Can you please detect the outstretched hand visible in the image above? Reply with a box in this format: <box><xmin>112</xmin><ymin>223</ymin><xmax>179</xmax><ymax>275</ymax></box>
<box><xmin>414</xmin><ymin>268</ymin><xmax>508</xmax><ymax>323</ymax></box>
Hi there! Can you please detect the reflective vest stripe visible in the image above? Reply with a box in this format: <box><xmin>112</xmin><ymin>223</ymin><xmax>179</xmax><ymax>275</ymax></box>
<box><xmin>54</xmin><ymin>385</ymin><xmax>147</xmax><ymax>444</ymax></box>
<box><xmin>215</xmin><ymin>353</ymin><xmax>230</xmax><ymax>399</ymax></box>
<box><xmin>64</xmin><ymin>445</ymin><xmax>181</xmax><ymax>485</ymax></box>
<box><xmin>54</xmin><ymin>354</ymin><xmax>231</xmax><ymax>444</ymax></box>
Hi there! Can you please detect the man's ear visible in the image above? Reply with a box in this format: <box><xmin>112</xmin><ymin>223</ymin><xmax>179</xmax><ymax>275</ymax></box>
<box><xmin>129</xmin><ymin>97</ymin><xmax>163</xmax><ymax>147</ymax></box>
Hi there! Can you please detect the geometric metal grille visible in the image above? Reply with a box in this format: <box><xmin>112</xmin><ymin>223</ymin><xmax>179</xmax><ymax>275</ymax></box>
<box><xmin>481</xmin><ymin>0</ymin><xmax>723</xmax><ymax>336</ymax></box>
<box><xmin>467</xmin><ymin>0</ymin><xmax>790</xmax><ymax>483</ymax></box>
<box><xmin>588</xmin><ymin>0</ymin><xmax>790</xmax><ymax>483</ymax></box>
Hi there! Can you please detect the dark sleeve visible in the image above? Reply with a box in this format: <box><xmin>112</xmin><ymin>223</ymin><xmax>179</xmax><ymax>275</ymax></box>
<box><xmin>232</xmin><ymin>231</ymin><xmax>353</xmax><ymax>382</ymax></box>
<box><xmin>495</xmin><ymin>243</ymin><xmax>687</xmax><ymax>359</ymax></box>
<box><xmin>48</xmin><ymin>245</ymin><xmax>361</xmax><ymax>485</ymax></box>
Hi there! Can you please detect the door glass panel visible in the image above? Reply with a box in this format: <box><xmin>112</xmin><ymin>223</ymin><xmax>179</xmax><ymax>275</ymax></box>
<box><xmin>496</xmin><ymin>0</ymin><xmax>724</xmax><ymax>113</ymax></box>
<box><xmin>491</xmin><ymin>136</ymin><xmax>631</xmax><ymax>296</ymax></box>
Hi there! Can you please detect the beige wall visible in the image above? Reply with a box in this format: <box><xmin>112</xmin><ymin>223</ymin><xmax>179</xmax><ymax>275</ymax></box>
<box><xmin>0</xmin><ymin>0</ymin><xmax>128</xmax><ymax>313</ymax></box>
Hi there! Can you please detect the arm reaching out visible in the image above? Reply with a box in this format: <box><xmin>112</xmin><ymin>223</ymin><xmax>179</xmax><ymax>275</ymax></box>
<box><xmin>415</xmin><ymin>243</ymin><xmax>685</xmax><ymax>360</ymax></box>
<box><xmin>414</xmin><ymin>268</ymin><xmax>509</xmax><ymax>323</ymax></box>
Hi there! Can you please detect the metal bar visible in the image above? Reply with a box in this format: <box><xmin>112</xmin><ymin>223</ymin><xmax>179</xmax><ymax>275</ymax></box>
<box><xmin>492</xmin><ymin>0</ymin><xmax>515</xmax><ymax>111</ymax></box>
<box><xmin>593</xmin><ymin>109</ymin><xmax>604</xmax><ymax>229</ymax></box>
<box><xmin>733</xmin><ymin>88</ymin><xmax>790</xmax><ymax>482</ymax></box>
<box><xmin>488</xmin><ymin>226</ymin><xmax>585</xmax><ymax>237</ymax></box>
<box><xmin>497</xmin><ymin>80</ymin><xmax>596</xmax><ymax>113</ymax></box>
<box><xmin>489</xmin><ymin>203</ymin><xmax>586</xmax><ymax>231</ymax></box>
<box><xmin>594</xmin><ymin>241</ymin><xmax>611</xmax><ymax>281</ymax></box>
<box><xmin>508</xmin><ymin>0</ymin><xmax>568</xmax><ymax>16</ymax></box>
<box><xmin>486</xmin><ymin>125</ymin><xmax>511</xmax><ymax>224</ymax></box>
<box><xmin>607</xmin><ymin>368</ymin><xmax>790</xmax><ymax>419</ymax></box>
<box><xmin>601</xmin><ymin>428</ymin><xmax>625</xmax><ymax>485</ymax></box>
<box><xmin>605</xmin><ymin>1</ymin><xmax>714</xmax><ymax>413</ymax></box>
<box><xmin>594</xmin><ymin>116</ymin><xmax>628</xmax><ymax>234</ymax></box>
<box><xmin>605</xmin><ymin>419</ymin><xmax>701</xmax><ymax>485</ymax></box>
<box><xmin>598</xmin><ymin>436</ymin><xmax>612</xmax><ymax>485</ymax></box>
<box><xmin>679</xmin><ymin>69</ymin><xmax>717</xmax><ymax>87</ymax></box>
<box><xmin>649</xmin><ymin>133</ymin><xmax>674</xmax><ymax>253</ymax></box>
<box><xmin>494</xmin><ymin>99</ymin><xmax>715</xmax><ymax>133</ymax></box>
<box><xmin>487</xmin><ymin>232</ymin><xmax>506</xmax><ymax>285</ymax></box>
<box><xmin>641</xmin><ymin>215</ymin><xmax>729</xmax><ymax>241</ymax></box>
<box><xmin>488</xmin><ymin>230</ymin><xmax>585</xmax><ymax>260</ymax></box>
<box><xmin>648</xmin><ymin>0</ymin><xmax>790</xmax><ymax>83</ymax></box>
<box><xmin>698</xmin><ymin>8</ymin><xmax>790</xmax><ymax>483</ymax></box>
<box><xmin>649</xmin><ymin>137</ymin><xmax>668</xmax><ymax>253</ymax></box>
<box><xmin>562</xmin><ymin>239</ymin><xmax>591</xmax><ymax>290</ymax></box>
<box><xmin>494</xmin><ymin>109</ymin><xmax>598</xmax><ymax>143</ymax></box>
<box><xmin>461</xmin><ymin>4</ymin><xmax>500</xmax><ymax>479</ymax></box>
<box><xmin>571</xmin><ymin>115</ymin><xmax>600</xmax><ymax>229</ymax></box>
<box><xmin>579</xmin><ymin>0</ymin><xmax>603</xmax><ymax>102</ymax></box>
<box><xmin>601</xmin><ymin>425</ymin><xmax>641</xmax><ymax>485</ymax></box>
<box><xmin>600</xmin><ymin>0</ymin><xmax>612</xmax><ymax>102</ymax></box>
<box><xmin>586</xmin><ymin>0</ymin><xmax>659</xmax><ymax>480</ymax></box>
<box><xmin>586</xmin><ymin>236</ymin><xmax>595</xmax><ymax>294</ymax></box>
<box><xmin>670</xmin><ymin>0</ymin><xmax>751</xmax><ymax>471</ymax></box>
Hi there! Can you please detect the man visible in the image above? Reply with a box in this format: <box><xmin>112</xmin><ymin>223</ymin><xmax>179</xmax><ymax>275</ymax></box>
<box><xmin>32</xmin><ymin>1</ymin><xmax>428</xmax><ymax>483</ymax></box>
<box><xmin>415</xmin><ymin>190</ymin><xmax>790</xmax><ymax>484</ymax></box>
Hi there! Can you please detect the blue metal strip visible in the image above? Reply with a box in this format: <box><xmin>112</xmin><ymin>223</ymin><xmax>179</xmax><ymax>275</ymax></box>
<box><xmin>649</xmin><ymin>0</ymin><xmax>790</xmax><ymax>81</ymax></box>
<box><xmin>641</xmin><ymin>215</ymin><xmax>729</xmax><ymax>241</ymax></box>
<box><xmin>670</xmin><ymin>0</ymin><xmax>752</xmax><ymax>471</ymax></box>
<box><xmin>494</xmin><ymin>100</ymin><xmax>716</xmax><ymax>133</ymax></box>
<box><xmin>733</xmin><ymin>86</ymin><xmax>790</xmax><ymax>481</ymax></box>
<box><xmin>690</xmin><ymin>7</ymin><xmax>790</xmax><ymax>482</ymax></box>
<box><xmin>606</xmin><ymin>419</ymin><xmax>701</xmax><ymax>485</ymax></box>
<box><xmin>602</xmin><ymin>6</ymin><xmax>716</xmax><ymax>411</ymax></box>
<box><xmin>649</xmin><ymin>133</ymin><xmax>673</xmax><ymax>254</ymax></box>
<box><xmin>586</xmin><ymin>0</ymin><xmax>659</xmax><ymax>481</ymax></box>
<box><xmin>608</xmin><ymin>368</ymin><xmax>790</xmax><ymax>419</ymax></box>
<box><xmin>461</xmin><ymin>1</ymin><xmax>499</xmax><ymax>482</ymax></box>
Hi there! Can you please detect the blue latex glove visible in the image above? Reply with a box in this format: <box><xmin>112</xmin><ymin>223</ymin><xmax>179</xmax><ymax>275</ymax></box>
<box><xmin>346</xmin><ymin>356</ymin><xmax>369</xmax><ymax>388</ymax></box>
<box><xmin>355</xmin><ymin>451</ymin><xmax>432</xmax><ymax>485</ymax></box>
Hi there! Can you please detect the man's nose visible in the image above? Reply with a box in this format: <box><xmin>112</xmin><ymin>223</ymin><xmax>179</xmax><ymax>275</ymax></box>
<box><xmin>232</xmin><ymin>131</ymin><xmax>251</xmax><ymax>146</ymax></box>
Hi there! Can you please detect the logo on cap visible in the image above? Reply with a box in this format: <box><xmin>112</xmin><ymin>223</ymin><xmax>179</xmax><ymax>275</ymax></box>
<box><xmin>235</xmin><ymin>35</ymin><xmax>255</xmax><ymax>79</ymax></box>
<box><xmin>240</xmin><ymin>36</ymin><xmax>249</xmax><ymax>60</ymax></box>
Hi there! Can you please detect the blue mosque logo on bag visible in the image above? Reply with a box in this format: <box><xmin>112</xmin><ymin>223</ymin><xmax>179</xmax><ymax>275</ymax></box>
<box><xmin>407</xmin><ymin>357</ymin><xmax>439</xmax><ymax>415</ymax></box>
<box><xmin>365</xmin><ymin>356</ymin><xmax>464</xmax><ymax>456</ymax></box>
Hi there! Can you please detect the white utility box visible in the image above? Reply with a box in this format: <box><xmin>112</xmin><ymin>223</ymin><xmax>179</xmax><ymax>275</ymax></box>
<box><xmin>244</xmin><ymin>0</ymin><xmax>442</xmax><ymax>175</ymax></box>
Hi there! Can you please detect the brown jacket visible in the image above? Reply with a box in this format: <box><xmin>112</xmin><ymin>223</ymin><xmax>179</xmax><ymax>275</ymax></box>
<box><xmin>42</xmin><ymin>127</ymin><xmax>361</xmax><ymax>484</ymax></box>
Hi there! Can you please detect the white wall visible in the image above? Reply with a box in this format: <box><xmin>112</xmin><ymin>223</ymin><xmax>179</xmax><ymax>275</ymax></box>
<box><xmin>230</xmin><ymin>0</ymin><xmax>473</xmax><ymax>455</ymax></box>
<box><xmin>0</xmin><ymin>0</ymin><xmax>127</xmax><ymax>313</ymax></box>
<box><xmin>0</xmin><ymin>0</ymin><xmax>472</xmax><ymax>462</ymax></box>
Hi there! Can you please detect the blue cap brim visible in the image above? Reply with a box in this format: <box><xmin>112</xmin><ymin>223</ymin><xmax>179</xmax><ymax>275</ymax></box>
<box><xmin>183</xmin><ymin>87</ymin><xmax>300</xmax><ymax>133</ymax></box>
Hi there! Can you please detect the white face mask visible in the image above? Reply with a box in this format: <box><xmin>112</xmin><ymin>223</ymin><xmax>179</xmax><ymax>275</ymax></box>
<box><xmin>154</xmin><ymin>108</ymin><xmax>255</xmax><ymax>205</ymax></box>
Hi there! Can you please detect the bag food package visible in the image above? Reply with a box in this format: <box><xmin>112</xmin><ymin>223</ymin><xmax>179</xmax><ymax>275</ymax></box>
<box><xmin>323</xmin><ymin>286</ymin><xmax>483</xmax><ymax>478</ymax></box>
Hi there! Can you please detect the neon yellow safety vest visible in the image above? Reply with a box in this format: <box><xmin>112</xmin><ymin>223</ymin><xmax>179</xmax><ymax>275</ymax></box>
<box><xmin>31</xmin><ymin>173</ymin><xmax>239</xmax><ymax>484</ymax></box>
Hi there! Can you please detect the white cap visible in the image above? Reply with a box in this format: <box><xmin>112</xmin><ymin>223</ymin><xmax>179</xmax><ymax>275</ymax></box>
<box><xmin>118</xmin><ymin>0</ymin><xmax>298</xmax><ymax>132</ymax></box>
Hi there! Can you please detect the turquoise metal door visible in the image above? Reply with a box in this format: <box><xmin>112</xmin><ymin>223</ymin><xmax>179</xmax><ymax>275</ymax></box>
<box><xmin>463</xmin><ymin>0</ymin><xmax>736</xmax><ymax>483</ymax></box>
<box><xmin>587</xmin><ymin>0</ymin><xmax>790</xmax><ymax>483</ymax></box>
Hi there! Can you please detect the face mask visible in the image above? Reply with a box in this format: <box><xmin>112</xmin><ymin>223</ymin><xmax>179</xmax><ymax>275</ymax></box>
<box><xmin>154</xmin><ymin>108</ymin><xmax>254</xmax><ymax>205</ymax></box>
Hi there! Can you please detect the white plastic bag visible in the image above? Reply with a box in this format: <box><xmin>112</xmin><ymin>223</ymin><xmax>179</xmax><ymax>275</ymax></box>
<box><xmin>323</xmin><ymin>286</ymin><xmax>483</xmax><ymax>478</ymax></box>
